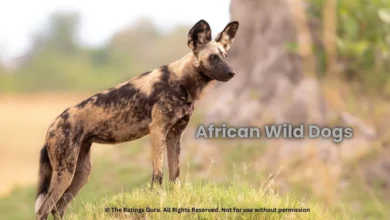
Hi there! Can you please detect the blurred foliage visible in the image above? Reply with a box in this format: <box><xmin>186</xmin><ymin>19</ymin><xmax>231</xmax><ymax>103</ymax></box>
<box><xmin>0</xmin><ymin>12</ymin><xmax>190</xmax><ymax>92</ymax></box>
<box><xmin>308</xmin><ymin>0</ymin><xmax>390</xmax><ymax>96</ymax></box>
<box><xmin>1</xmin><ymin>2</ymin><xmax>390</xmax><ymax>95</ymax></box>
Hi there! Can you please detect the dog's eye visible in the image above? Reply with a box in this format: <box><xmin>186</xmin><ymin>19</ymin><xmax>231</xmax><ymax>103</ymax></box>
<box><xmin>209</xmin><ymin>54</ymin><xmax>218</xmax><ymax>60</ymax></box>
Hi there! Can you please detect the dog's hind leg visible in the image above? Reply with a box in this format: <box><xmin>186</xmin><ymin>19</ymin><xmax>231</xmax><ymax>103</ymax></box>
<box><xmin>53</xmin><ymin>141</ymin><xmax>92</xmax><ymax>219</ymax></box>
<box><xmin>36</xmin><ymin>140</ymin><xmax>80</xmax><ymax>220</ymax></box>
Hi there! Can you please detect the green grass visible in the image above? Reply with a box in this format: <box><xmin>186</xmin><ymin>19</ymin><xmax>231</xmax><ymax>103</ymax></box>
<box><xmin>0</xmin><ymin>186</ymin><xmax>36</xmax><ymax>220</ymax></box>
<box><xmin>0</xmin><ymin>126</ymin><xmax>382</xmax><ymax>220</ymax></box>
<box><xmin>67</xmin><ymin>181</ymin><xmax>339</xmax><ymax>220</ymax></box>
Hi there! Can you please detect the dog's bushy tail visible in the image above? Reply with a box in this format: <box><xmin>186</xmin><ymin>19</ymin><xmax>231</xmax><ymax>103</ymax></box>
<box><xmin>35</xmin><ymin>144</ymin><xmax>52</xmax><ymax>214</ymax></box>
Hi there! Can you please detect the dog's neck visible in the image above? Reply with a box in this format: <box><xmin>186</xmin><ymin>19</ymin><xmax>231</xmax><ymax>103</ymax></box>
<box><xmin>171</xmin><ymin>52</ymin><xmax>214</xmax><ymax>102</ymax></box>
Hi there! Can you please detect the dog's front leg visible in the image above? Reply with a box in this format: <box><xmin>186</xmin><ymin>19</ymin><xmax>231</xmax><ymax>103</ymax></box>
<box><xmin>166</xmin><ymin>115</ymin><xmax>190</xmax><ymax>186</ymax></box>
<box><xmin>149</xmin><ymin>101</ymin><xmax>189</xmax><ymax>187</ymax></box>
<box><xmin>149</xmin><ymin>104</ymin><xmax>176</xmax><ymax>187</ymax></box>
<box><xmin>149</xmin><ymin>124</ymin><xmax>166</xmax><ymax>186</ymax></box>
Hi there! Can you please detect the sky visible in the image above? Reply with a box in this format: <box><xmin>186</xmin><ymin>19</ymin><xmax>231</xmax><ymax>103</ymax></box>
<box><xmin>0</xmin><ymin>0</ymin><xmax>230</xmax><ymax>61</ymax></box>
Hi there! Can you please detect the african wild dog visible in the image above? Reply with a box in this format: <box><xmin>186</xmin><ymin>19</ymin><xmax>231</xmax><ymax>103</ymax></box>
<box><xmin>35</xmin><ymin>19</ymin><xmax>239</xmax><ymax>220</ymax></box>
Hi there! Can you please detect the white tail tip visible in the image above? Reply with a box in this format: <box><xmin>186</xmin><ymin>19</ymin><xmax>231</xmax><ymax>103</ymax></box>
<box><xmin>35</xmin><ymin>193</ymin><xmax>45</xmax><ymax>214</ymax></box>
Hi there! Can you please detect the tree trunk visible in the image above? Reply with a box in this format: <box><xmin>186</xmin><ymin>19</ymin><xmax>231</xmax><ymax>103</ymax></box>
<box><xmin>206</xmin><ymin>0</ymin><xmax>324</xmax><ymax>126</ymax></box>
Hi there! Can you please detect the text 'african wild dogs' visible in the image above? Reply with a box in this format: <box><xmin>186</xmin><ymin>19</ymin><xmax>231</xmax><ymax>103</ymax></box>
<box><xmin>35</xmin><ymin>19</ymin><xmax>239</xmax><ymax>220</ymax></box>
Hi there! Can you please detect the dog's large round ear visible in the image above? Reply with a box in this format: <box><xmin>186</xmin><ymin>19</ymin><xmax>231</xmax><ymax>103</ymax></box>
<box><xmin>215</xmin><ymin>21</ymin><xmax>239</xmax><ymax>51</ymax></box>
<box><xmin>188</xmin><ymin>20</ymin><xmax>212</xmax><ymax>54</ymax></box>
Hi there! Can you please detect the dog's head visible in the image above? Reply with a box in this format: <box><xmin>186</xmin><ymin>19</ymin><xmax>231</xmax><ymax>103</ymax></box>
<box><xmin>188</xmin><ymin>19</ymin><xmax>239</xmax><ymax>82</ymax></box>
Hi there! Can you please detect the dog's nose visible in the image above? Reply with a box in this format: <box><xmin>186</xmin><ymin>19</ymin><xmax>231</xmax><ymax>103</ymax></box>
<box><xmin>228</xmin><ymin>72</ymin><xmax>235</xmax><ymax>77</ymax></box>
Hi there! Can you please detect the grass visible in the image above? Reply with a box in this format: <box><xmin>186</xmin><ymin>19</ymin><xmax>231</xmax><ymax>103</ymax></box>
<box><xmin>67</xmin><ymin>181</ymin><xmax>339</xmax><ymax>220</ymax></box>
<box><xmin>1</xmin><ymin>93</ymin><xmax>389</xmax><ymax>219</ymax></box>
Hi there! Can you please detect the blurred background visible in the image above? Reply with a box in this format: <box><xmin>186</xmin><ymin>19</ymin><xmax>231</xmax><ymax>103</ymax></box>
<box><xmin>1</xmin><ymin>0</ymin><xmax>390</xmax><ymax>219</ymax></box>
